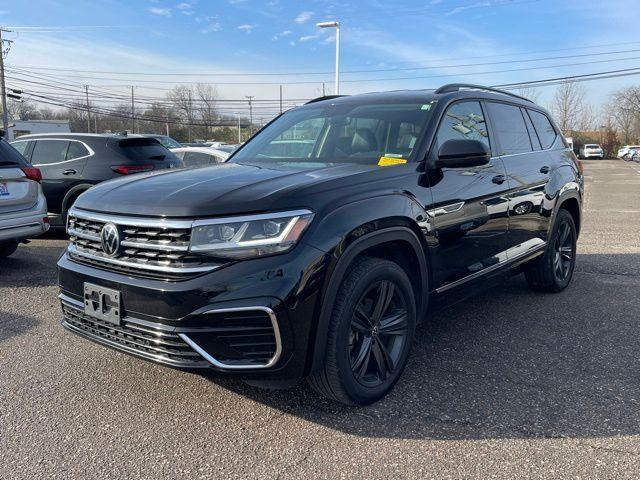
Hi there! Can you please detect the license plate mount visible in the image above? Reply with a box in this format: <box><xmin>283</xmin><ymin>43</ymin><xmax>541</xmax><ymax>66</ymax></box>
<box><xmin>84</xmin><ymin>283</ymin><xmax>122</xmax><ymax>325</ymax></box>
<box><xmin>0</xmin><ymin>182</ymin><xmax>10</xmax><ymax>197</ymax></box>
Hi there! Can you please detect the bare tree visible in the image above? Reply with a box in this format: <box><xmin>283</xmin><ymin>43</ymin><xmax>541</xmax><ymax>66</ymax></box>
<box><xmin>550</xmin><ymin>82</ymin><xmax>589</xmax><ymax>133</ymax></box>
<box><xmin>515</xmin><ymin>86</ymin><xmax>541</xmax><ymax>104</ymax></box>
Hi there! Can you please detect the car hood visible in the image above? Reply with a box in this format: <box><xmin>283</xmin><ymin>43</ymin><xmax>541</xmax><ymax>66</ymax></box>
<box><xmin>74</xmin><ymin>161</ymin><xmax>379</xmax><ymax>218</ymax></box>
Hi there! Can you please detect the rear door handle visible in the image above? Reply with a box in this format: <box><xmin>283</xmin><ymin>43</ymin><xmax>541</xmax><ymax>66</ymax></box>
<box><xmin>62</xmin><ymin>169</ymin><xmax>77</xmax><ymax>175</ymax></box>
<box><xmin>540</xmin><ymin>166</ymin><xmax>550</xmax><ymax>174</ymax></box>
<box><xmin>492</xmin><ymin>174</ymin><xmax>506</xmax><ymax>184</ymax></box>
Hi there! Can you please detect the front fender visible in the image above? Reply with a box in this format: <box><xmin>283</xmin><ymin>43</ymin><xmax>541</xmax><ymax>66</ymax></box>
<box><xmin>304</xmin><ymin>195</ymin><xmax>430</xmax><ymax>373</ymax></box>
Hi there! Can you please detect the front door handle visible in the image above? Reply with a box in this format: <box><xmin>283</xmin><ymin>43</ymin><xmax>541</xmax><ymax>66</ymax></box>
<box><xmin>492</xmin><ymin>174</ymin><xmax>506</xmax><ymax>184</ymax></box>
<box><xmin>540</xmin><ymin>166</ymin><xmax>550</xmax><ymax>174</ymax></box>
<box><xmin>62</xmin><ymin>169</ymin><xmax>77</xmax><ymax>175</ymax></box>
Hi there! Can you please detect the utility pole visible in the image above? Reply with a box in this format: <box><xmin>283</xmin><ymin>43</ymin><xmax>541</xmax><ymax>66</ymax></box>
<box><xmin>245</xmin><ymin>96</ymin><xmax>254</xmax><ymax>136</ymax></box>
<box><xmin>235</xmin><ymin>112</ymin><xmax>241</xmax><ymax>144</ymax></box>
<box><xmin>0</xmin><ymin>27</ymin><xmax>13</xmax><ymax>138</ymax></box>
<box><xmin>187</xmin><ymin>89</ymin><xmax>193</xmax><ymax>142</ymax></box>
<box><xmin>322</xmin><ymin>82</ymin><xmax>326</xmax><ymax>96</ymax></box>
<box><xmin>131</xmin><ymin>86</ymin><xmax>135</xmax><ymax>133</ymax></box>
<box><xmin>279</xmin><ymin>85</ymin><xmax>283</xmax><ymax>114</ymax></box>
<box><xmin>84</xmin><ymin>85</ymin><xmax>91</xmax><ymax>133</ymax></box>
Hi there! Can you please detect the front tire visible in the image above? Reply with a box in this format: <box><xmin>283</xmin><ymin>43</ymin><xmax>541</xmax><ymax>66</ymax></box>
<box><xmin>308</xmin><ymin>257</ymin><xmax>417</xmax><ymax>405</ymax></box>
<box><xmin>0</xmin><ymin>241</ymin><xmax>19</xmax><ymax>259</ymax></box>
<box><xmin>524</xmin><ymin>209</ymin><xmax>577</xmax><ymax>292</ymax></box>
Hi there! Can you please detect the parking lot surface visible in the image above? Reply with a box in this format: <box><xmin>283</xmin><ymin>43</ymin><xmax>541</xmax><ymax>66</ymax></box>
<box><xmin>2</xmin><ymin>159</ymin><xmax>640</xmax><ymax>479</ymax></box>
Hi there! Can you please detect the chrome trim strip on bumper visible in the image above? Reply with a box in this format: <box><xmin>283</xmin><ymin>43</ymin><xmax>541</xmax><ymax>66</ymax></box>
<box><xmin>59</xmin><ymin>294</ymin><xmax>282</xmax><ymax>370</ymax></box>
<box><xmin>178</xmin><ymin>306</ymin><xmax>283</xmax><ymax>370</ymax></box>
<box><xmin>67</xmin><ymin>243</ymin><xmax>219</xmax><ymax>274</ymax></box>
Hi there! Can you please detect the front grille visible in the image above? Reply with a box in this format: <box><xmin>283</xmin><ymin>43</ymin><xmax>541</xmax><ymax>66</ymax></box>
<box><xmin>67</xmin><ymin>210</ymin><xmax>219</xmax><ymax>279</ymax></box>
<box><xmin>179</xmin><ymin>308</ymin><xmax>281</xmax><ymax>369</ymax></box>
<box><xmin>61</xmin><ymin>302</ymin><xmax>210</xmax><ymax>368</ymax></box>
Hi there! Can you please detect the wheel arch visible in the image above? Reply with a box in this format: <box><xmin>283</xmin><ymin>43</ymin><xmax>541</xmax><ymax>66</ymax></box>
<box><xmin>308</xmin><ymin>226</ymin><xmax>429</xmax><ymax>373</ymax></box>
<box><xmin>62</xmin><ymin>184</ymin><xmax>93</xmax><ymax>217</ymax></box>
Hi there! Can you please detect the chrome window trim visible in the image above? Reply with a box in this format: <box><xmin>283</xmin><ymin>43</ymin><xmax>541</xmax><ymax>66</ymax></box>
<box><xmin>67</xmin><ymin>243</ymin><xmax>218</xmax><ymax>274</ymax></box>
<box><xmin>29</xmin><ymin>138</ymin><xmax>95</xmax><ymax>166</ymax></box>
<box><xmin>178</xmin><ymin>306</ymin><xmax>282</xmax><ymax>370</ymax></box>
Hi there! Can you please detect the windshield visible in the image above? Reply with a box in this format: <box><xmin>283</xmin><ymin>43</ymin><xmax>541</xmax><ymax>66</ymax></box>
<box><xmin>154</xmin><ymin>136</ymin><xmax>182</xmax><ymax>149</ymax></box>
<box><xmin>231</xmin><ymin>100</ymin><xmax>435</xmax><ymax>166</ymax></box>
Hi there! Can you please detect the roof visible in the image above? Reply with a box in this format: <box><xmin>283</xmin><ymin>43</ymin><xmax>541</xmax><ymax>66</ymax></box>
<box><xmin>11</xmin><ymin>119</ymin><xmax>70</xmax><ymax>125</ymax></box>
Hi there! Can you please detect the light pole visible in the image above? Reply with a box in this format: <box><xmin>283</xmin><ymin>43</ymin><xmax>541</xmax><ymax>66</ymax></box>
<box><xmin>316</xmin><ymin>21</ymin><xmax>340</xmax><ymax>95</ymax></box>
<box><xmin>234</xmin><ymin>112</ymin><xmax>241</xmax><ymax>143</ymax></box>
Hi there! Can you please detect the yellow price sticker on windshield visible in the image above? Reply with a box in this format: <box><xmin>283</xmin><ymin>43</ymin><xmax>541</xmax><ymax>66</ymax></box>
<box><xmin>378</xmin><ymin>156</ymin><xmax>407</xmax><ymax>167</ymax></box>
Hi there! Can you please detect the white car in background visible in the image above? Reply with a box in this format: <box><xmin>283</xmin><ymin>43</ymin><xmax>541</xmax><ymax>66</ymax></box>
<box><xmin>0</xmin><ymin>137</ymin><xmax>49</xmax><ymax>259</ymax></box>
<box><xmin>579</xmin><ymin>144</ymin><xmax>604</xmax><ymax>160</ymax></box>
<box><xmin>171</xmin><ymin>146</ymin><xmax>230</xmax><ymax>168</ymax></box>
<box><xmin>617</xmin><ymin>145</ymin><xmax>640</xmax><ymax>160</ymax></box>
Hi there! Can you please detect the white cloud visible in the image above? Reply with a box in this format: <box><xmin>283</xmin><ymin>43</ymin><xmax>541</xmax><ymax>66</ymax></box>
<box><xmin>237</xmin><ymin>24</ymin><xmax>255</xmax><ymax>33</ymax></box>
<box><xmin>200</xmin><ymin>22</ymin><xmax>221</xmax><ymax>34</ymax></box>
<box><xmin>176</xmin><ymin>2</ymin><xmax>194</xmax><ymax>9</ymax></box>
<box><xmin>294</xmin><ymin>11</ymin><xmax>313</xmax><ymax>24</ymax></box>
<box><xmin>272</xmin><ymin>29</ymin><xmax>292</xmax><ymax>41</ymax></box>
<box><xmin>229</xmin><ymin>0</ymin><xmax>247</xmax><ymax>3</ymax></box>
<box><xmin>299</xmin><ymin>34</ymin><xmax>319</xmax><ymax>42</ymax></box>
<box><xmin>321</xmin><ymin>34</ymin><xmax>335</xmax><ymax>44</ymax></box>
<box><xmin>148</xmin><ymin>7</ymin><xmax>172</xmax><ymax>17</ymax></box>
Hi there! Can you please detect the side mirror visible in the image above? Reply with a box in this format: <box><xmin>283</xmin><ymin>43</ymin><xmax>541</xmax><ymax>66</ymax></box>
<box><xmin>435</xmin><ymin>139</ymin><xmax>491</xmax><ymax>168</ymax></box>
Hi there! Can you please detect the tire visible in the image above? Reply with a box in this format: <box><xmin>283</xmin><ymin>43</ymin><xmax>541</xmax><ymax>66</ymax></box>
<box><xmin>308</xmin><ymin>257</ymin><xmax>417</xmax><ymax>405</ymax></box>
<box><xmin>0</xmin><ymin>242</ymin><xmax>19</xmax><ymax>259</ymax></box>
<box><xmin>524</xmin><ymin>209</ymin><xmax>577</xmax><ymax>293</ymax></box>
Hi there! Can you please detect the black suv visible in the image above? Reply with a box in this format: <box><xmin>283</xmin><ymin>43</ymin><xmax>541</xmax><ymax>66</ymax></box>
<box><xmin>58</xmin><ymin>85</ymin><xmax>583</xmax><ymax>405</ymax></box>
<box><xmin>11</xmin><ymin>133</ymin><xmax>181</xmax><ymax>223</ymax></box>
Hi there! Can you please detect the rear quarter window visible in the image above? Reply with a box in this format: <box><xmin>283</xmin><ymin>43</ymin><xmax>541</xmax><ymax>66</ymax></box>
<box><xmin>486</xmin><ymin>102</ymin><xmax>532</xmax><ymax>155</ymax></box>
<box><xmin>0</xmin><ymin>140</ymin><xmax>28</xmax><ymax>167</ymax></box>
<box><xmin>528</xmin><ymin>110</ymin><xmax>558</xmax><ymax>150</ymax></box>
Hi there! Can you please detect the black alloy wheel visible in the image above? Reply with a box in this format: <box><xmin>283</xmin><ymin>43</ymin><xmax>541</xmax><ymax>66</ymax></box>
<box><xmin>308</xmin><ymin>257</ymin><xmax>417</xmax><ymax>405</ymax></box>
<box><xmin>553</xmin><ymin>220</ymin><xmax>574</xmax><ymax>282</ymax></box>
<box><xmin>349</xmin><ymin>280</ymin><xmax>409</xmax><ymax>388</ymax></box>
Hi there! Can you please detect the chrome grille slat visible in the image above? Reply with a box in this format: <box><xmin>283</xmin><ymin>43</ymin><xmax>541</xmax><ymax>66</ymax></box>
<box><xmin>67</xmin><ymin>208</ymin><xmax>220</xmax><ymax>278</ymax></box>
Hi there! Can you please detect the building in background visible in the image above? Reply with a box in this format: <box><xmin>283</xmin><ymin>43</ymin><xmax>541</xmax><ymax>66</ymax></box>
<box><xmin>7</xmin><ymin>120</ymin><xmax>70</xmax><ymax>141</ymax></box>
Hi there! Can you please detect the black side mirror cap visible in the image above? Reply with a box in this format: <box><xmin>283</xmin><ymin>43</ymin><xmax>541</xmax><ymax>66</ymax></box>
<box><xmin>435</xmin><ymin>139</ymin><xmax>491</xmax><ymax>168</ymax></box>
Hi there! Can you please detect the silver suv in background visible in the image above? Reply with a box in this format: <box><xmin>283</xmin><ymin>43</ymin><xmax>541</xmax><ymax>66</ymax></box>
<box><xmin>579</xmin><ymin>144</ymin><xmax>604</xmax><ymax>159</ymax></box>
<box><xmin>0</xmin><ymin>137</ymin><xmax>49</xmax><ymax>259</ymax></box>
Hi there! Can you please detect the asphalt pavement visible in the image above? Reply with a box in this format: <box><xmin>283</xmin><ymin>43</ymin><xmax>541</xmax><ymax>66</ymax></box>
<box><xmin>1</xmin><ymin>159</ymin><xmax>640</xmax><ymax>479</ymax></box>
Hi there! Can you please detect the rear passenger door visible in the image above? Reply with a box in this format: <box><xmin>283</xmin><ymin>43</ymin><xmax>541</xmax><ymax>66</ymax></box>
<box><xmin>30</xmin><ymin>139</ymin><xmax>90</xmax><ymax>214</ymax></box>
<box><xmin>485</xmin><ymin>102</ymin><xmax>552</xmax><ymax>256</ymax></box>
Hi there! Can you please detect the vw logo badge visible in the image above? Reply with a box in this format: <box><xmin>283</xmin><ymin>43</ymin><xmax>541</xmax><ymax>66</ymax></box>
<box><xmin>101</xmin><ymin>223</ymin><xmax>121</xmax><ymax>257</ymax></box>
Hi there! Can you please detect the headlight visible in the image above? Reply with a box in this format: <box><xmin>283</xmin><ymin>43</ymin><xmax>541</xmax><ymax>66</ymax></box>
<box><xmin>190</xmin><ymin>209</ymin><xmax>314</xmax><ymax>259</ymax></box>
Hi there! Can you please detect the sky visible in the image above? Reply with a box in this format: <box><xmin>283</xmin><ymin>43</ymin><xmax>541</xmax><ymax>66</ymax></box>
<box><xmin>2</xmin><ymin>0</ymin><xmax>640</xmax><ymax>121</ymax></box>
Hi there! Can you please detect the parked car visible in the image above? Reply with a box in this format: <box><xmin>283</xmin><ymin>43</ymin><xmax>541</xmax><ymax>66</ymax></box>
<box><xmin>629</xmin><ymin>149</ymin><xmax>640</xmax><ymax>162</ymax></box>
<box><xmin>58</xmin><ymin>84</ymin><xmax>583</xmax><ymax>405</ymax></box>
<box><xmin>617</xmin><ymin>145</ymin><xmax>640</xmax><ymax>160</ymax></box>
<box><xmin>137</xmin><ymin>134</ymin><xmax>182</xmax><ymax>150</ymax></box>
<box><xmin>579</xmin><ymin>143</ymin><xmax>604</xmax><ymax>159</ymax></box>
<box><xmin>216</xmin><ymin>144</ymin><xmax>241</xmax><ymax>154</ymax></box>
<box><xmin>172</xmin><ymin>146</ymin><xmax>230</xmax><ymax>167</ymax></box>
<box><xmin>11</xmin><ymin>133</ymin><xmax>182</xmax><ymax>224</ymax></box>
<box><xmin>0</xmin><ymin>136</ymin><xmax>49</xmax><ymax>258</ymax></box>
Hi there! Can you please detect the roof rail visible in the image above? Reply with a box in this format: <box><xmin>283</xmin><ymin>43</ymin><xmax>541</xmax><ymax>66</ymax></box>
<box><xmin>305</xmin><ymin>95</ymin><xmax>346</xmax><ymax>105</ymax></box>
<box><xmin>434</xmin><ymin>83</ymin><xmax>533</xmax><ymax>103</ymax></box>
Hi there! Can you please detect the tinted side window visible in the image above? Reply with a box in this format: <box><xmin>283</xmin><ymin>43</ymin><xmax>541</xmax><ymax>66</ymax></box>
<box><xmin>521</xmin><ymin>108</ymin><xmax>541</xmax><ymax>151</ymax></box>
<box><xmin>436</xmin><ymin>101</ymin><xmax>490</xmax><ymax>151</ymax></box>
<box><xmin>183</xmin><ymin>151</ymin><xmax>215</xmax><ymax>167</ymax></box>
<box><xmin>486</xmin><ymin>102</ymin><xmax>532</xmax><ymax>155</ymax></box>
<box><xmin>0</xmin><ymin>140</ymin><xmax>28</xmax><ymax>167</ymax></box>
<box><xmin>31</xmin><ymin>140</ymin><xmax>70</xmax><ymax>165</ymax></box>
<box><xmin>10</xmin><ymin>141</ymin><xmax>29</xmax><ymax>156</ymax></box>
<box><xmin>528</xmin><ymin>110</ymin><xmax>558</xmax><ymax>149</ymax></box>
<box><xmin>66</xmin><ymin>141</ymin><xmax>90</xmax><ymax>160</ymax></box>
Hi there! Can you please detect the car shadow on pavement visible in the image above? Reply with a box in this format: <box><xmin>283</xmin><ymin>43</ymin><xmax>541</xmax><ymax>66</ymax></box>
<box><xmin>208</xmin><ymin>253</ymin><xmax>640</xmax><ymax>440</ymax></box>
<box><xmin>0</xmin><ymin>311</ymin><xmax>40</xmax><ymax>344</ymax></box>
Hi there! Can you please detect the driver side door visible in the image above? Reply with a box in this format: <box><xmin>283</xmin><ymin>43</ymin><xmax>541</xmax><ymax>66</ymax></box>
<box><xmin>422</xmin><ymin>100</ymin><xmax>511</xmax><ymax>291</ymax></box>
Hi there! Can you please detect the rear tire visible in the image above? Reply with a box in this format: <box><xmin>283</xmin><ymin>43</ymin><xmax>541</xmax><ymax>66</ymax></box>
<box><xmin>524</xmin><ymin>209</ymin><xmax>577</xmax><ymax>293</ymax></box>
<box><xmin>308</xmin><ymin>257</ymin><xmax>416</xmax><ymax>405</ymax></box>
<box><xmin>0</xmin><ymin>242</ymin><xmax>19</xmax><ymax>259</ymax></box>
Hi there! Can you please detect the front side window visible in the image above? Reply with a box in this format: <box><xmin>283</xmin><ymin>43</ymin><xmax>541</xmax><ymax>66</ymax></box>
<box><xmin>486</xmin><ymin>102</ymin><xmax>532</xmax><ymax>155</ymax></box>
<box><xmin>31</xmin><ymin>140</ymin><xmax>69</xmax><ymax>165</ymax></box>
<box><xmin>528</xmin><ymin>110</ymin><xmax>558</xmax><ymax>150</ymax></box>
<box><xmin>231</xmin><ymin>100</ymin><xmax>435</xmax><ymax>166</ymax></box>
<box><xmin>436</xmin><ymin>101</ymin><xmax>490</xmax><ymax>151</ymax></box>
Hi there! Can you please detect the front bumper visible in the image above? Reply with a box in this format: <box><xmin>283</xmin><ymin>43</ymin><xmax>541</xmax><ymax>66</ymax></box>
<box><xmin>58</xmin><ymin>242</ymin><xmax>329</xmax><ymax>380</ymax></box>
<box><xmin>0</xmin><ymin>196</ymin><xmax>49</xmax><ymax>243</ymax></box>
